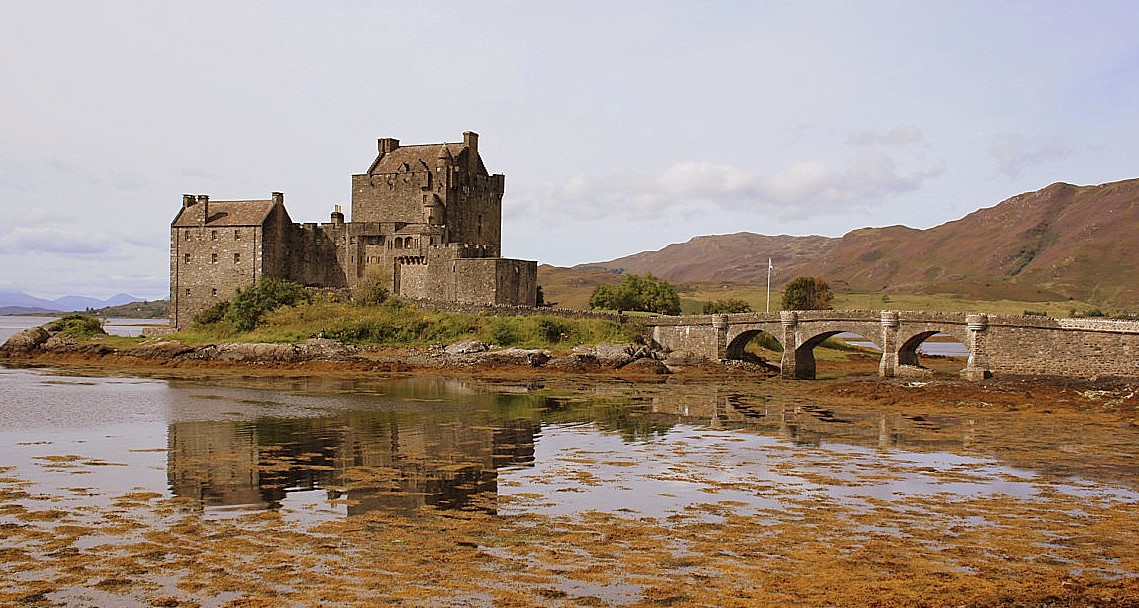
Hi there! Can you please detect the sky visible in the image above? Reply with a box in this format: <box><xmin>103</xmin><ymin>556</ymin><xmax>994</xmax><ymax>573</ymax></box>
<box><xmin>1</xmin><ymin>1</ymin><xmax>1137</xmax><ymax>300</ymax></box>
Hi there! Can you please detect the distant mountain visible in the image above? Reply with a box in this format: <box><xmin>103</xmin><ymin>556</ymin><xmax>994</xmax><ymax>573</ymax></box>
<box><xmin>578</xmin><ymin>178</ymin><xmax>1139</xmax><ymax>306</ymax></box>
<box><xmin>0</xmin><ymin>290</ymin><xmax>146</xmax><ymax>313</ymax></box>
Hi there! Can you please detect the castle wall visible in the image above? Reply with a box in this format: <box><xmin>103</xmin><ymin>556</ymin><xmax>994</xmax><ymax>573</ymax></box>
<box><xmin>170</xmin><ymin>223</ymin><xmax>263</xmax><ymax>328</ymax></box>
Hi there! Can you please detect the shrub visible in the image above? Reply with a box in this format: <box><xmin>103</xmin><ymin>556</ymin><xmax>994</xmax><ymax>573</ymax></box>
<box><xmin>193</xmin><ymin>301</ymin><xmax>229</xmax><ymax>326</ymax></box>
<box><xmin>49</xmin><ymin>314</ymin><xmax>106</xmax><ymax>338</ymax></box>
<box><xmin>781</xmin><ymin>277</ymin><xmax>833</xmax><ymax>310</ymax></box>
<box><xmin>487</xmin><ymin>318</ymin><xmax>520</xmax><ymax>346</ymax></box>
<box><xmin>353</xmin><ymin>267</ymin><xmax>390</xmax><ymax>306</ymax></box>
<box><xmin>702</xmin><ymin>298</ymin><xmax>752</xmax><ymax>314</ymax></box>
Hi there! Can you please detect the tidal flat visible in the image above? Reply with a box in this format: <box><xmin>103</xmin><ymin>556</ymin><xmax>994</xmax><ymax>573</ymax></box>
<box><xmin>1</xmin><ymin>363</ymin><xmax>1137</xmax><ymax>607</ymax></box>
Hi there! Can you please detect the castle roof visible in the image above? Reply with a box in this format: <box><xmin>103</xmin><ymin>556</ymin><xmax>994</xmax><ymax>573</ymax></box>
<box><xmin>366</xmin><ymin>142</ymin><xmax>487</xmax><ymax>175</ymax></box>
<box><xmin>171</xmin><ymin>199</ymin><xmax>278</xmax><ymax>227</ymax></box>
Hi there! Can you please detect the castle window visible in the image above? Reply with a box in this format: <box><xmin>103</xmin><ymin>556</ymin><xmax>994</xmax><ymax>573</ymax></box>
<box><xmin>210</xmin><ymin>230</ymin><xmax>217</xmax><ymax>241</ymax></box>
<box><xmin>185</xmin><ymin>232</ymin><xmax>191</xmax><ymax>241</ymax></box>
<box><xmin>211</xmin><ymin>288</ymin><xmax>217</xmax><ymax>297</ymax></box>
<box><xmin>183</xmin><ymin>253</ymin><xmax>190</xmax><ymax>263</ymax></box>
<box><xmin>211</xmin><ymin>253</ymin><xmax>218</xmax><ymax>264</ymax></box>
<box><xmin>234</xmin><ymin>229</ymin><xmax>241</xmax><ymax>240</ymax></box>
<box><xmin>185</xmin><ymin>288</ymin><xmax>190</xmax><ymax>296</ymax></box>
<box><xmin>233</xmin><ymin>253</ymin><xmax>241</xmax><ymax>263</ymax></box>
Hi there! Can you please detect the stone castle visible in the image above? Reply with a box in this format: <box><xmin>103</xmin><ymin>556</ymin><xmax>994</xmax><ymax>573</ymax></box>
<box><xmin>170</xmin><ymin>131</ymin><xmax>537</xmax><ymax>328</ymax></box>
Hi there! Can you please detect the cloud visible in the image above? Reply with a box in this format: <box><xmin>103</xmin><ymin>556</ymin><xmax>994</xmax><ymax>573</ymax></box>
<box><xmin>847</xmin><ymin>125</ymin><xmax>924</xmax><ymax>147</ymax></box>
<box><xmin>0</xmin><ymin>227</ymin><xmax>115</xmax><ymax>255</ymax></box>
<box><xmin>510</xmin><ymin>149</ymin><xmax>943</xmax><ymax>222</ymax></box>
<box><xmin>991</xmin><ymin>133</ymin><xmax>1070</xmax><ymax>177</ymax></box>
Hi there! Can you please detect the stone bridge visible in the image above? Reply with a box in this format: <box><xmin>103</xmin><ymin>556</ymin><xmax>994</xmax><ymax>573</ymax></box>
<box><xmin>644</xmin><ymin>310</ymin><xmax>1139</xmax><ymax>380</ymax></box>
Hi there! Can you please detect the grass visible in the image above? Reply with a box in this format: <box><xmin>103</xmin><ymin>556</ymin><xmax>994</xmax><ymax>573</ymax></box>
<box><xmin>172</xmin><ymin>298</ymin><xmax>641</xmax><ymax>350</ymax></box>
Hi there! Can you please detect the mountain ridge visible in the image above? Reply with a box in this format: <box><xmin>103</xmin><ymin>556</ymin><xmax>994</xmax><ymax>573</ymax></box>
<box><xmin>576</xmin><ymin>178</ymin><xmax>1139</xmax><ymax>306</ymax></box>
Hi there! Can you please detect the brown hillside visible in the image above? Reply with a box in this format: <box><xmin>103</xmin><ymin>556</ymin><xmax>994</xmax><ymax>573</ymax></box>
<box><xmin>577</xmin><ymin>232</ymin><xmax>838</xmax><ymax>283</ymax></box>
<box><xmin>575</xmin><ymin>178</ymin><xmax>1139</xmax><ymax>307</ymax></box>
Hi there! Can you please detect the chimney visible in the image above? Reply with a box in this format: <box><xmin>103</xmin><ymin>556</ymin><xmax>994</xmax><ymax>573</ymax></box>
<box><xmin>331</xmin><ymin>204</ymin><xmax>344</xmax><ymax>225</ymax></box>
<box><xmin>195</xmin><ymin>194</ymin><xmax>209</xmax><ymax>225</ymax></box>
<box><xmin>378</xmin><ymin>138</ymin><xmax>400</xmax><ymax>155</ymax></box>
<box><xmin>463</xmin><ymin>131</ymin><xmax>478</xmax><ymax>159</ymax></box>
<box><xmin>271</xmin><ymin>192</ymin><xmax>284</xmax><ymax>205</ymax></box>
<box><xmin>182</xmin><ymin>194</ymin><xmax>194</xmax><ymax>208</ymax></box>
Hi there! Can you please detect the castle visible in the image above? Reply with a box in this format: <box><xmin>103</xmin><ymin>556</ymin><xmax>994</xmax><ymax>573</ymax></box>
<box><xmin>170</xmin><ymin>131</ymin><xmax>537</xmax><ymax>328</ymax></box>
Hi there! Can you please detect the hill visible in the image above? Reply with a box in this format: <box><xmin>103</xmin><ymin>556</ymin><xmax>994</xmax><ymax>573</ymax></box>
<box><xmin>576</xmin><ymin>178</ymin><xmax>1139</xmax><ymax>307</ymax></box>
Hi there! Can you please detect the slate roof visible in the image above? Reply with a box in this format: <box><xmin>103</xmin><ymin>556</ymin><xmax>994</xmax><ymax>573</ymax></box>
<box><xmin>366</xmin><ymin>142</ymin><xmax>487</xmax><ymax>176</ymax></box>
<box><xmin>171</xmin><ymin>199</ymin><xmax>278</xmax><ymax>227</ymax></box>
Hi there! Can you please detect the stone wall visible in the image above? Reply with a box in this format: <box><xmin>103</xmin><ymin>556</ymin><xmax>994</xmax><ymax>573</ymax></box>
<box><xmin>644</xmin><ymin>311</ymin><xmax>1139</xmax><ymax>381</ymax></box>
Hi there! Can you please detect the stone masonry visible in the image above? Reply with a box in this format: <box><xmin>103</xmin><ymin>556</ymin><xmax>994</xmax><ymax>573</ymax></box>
<box><xmin>170</xmin><ymin>132</ymin><xmax>537</xmax><ymax>328</ymax></box>
<box><xmin>646</xmin><ymin>311</ymin><xmax>1139</xmax><ymax>380</ymax></box>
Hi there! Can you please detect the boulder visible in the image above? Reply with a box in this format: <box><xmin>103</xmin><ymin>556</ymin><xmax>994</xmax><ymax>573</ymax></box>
<box><xmin>445</xmin><ymin>340</ymin><xmax>489</xmax><ymax>355</ymax></box>
<box><xmin>42</xmin><ymin>332</ymin><xmax>80</xmax><ymax>351</ymax></box>
<box><xmin>297</xmin><ymin>338</ymin><xmax>358</xmax><ymax>360</ymax></box>
<box><xmin>546</xmin><ymin>353</ymin><xmax>602</xmax><ymax>372</ymax></box>
<box><xmin>2</xmin><ymin>326</ymin><xmax>50</xmax><ymax>351</ymax></box>
<box><xmin>479</xmin><ymin>348</ymin><xmax>551</xmax><ymax>367</ymax></box>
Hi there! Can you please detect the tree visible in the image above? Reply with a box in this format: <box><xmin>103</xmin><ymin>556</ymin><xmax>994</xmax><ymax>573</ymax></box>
<box><xmin>781</xmin><ymin>276</ymin><xmax>833</xmax><ymax>311</ymax></box>
<box><xmin>590</xmin><ymin>273</ymin><xmax>681</xmax><ymax>315</ymax></box>
<box><xmin>197</xmin><ymin>277</ymin><xmax>312</xmax><ymax>332</ymax></box>
<box><xmin>702</xmin><ymin>298</ymin><xmax>753</xmax><ymax>314</ymax></box>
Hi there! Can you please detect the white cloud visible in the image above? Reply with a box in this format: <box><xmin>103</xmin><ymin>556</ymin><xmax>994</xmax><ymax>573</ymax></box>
<box><xmin>847</xmin><ymin>125</ymin><xmax>924</xmax><ymax>147</ymax></box>
<box><xmin>991</xmin><ymin>133</ymin><xmax>1070</xmax><ymax>177</ymax></box>
<box><xmin>510</xmin><ymin>149</ymin><xmax>943</xmax><ymax>223</ymax></box>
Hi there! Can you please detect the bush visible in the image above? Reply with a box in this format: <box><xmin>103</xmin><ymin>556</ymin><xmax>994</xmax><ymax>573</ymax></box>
<box><xmin>702</xmin><ymin>298</ymin><xmax>752</xmax><ymax>314</ymax></box>
<box><xmin>590</xmin><ymin>273</ymin><xmax>681</xmax><ymax>315</ymax></box>
<box><xmin>49</xmin><ymin>314</ymin><xmax>106</xmax><ymax>338</ymax></box>
<box><xmin>193</xmin><ymin>277</ymin><xmax>311</xmax><ymax>333</ymax></box>
<box><xmin>781</xmin><ymin>277</ymin><xmax>833</xmax><ymax>311</ymax></box>
<box><xmin>488</xmin><ymin>318</ymin><xmax>520</xmax><ymax>346</ymax></box>
<box><xmin>353</xmin><ymin>267</ymin><xmax>390</xmax><ymax>306</ymax></box>
<box><xmin>193</xmin><ymin>301</ymin><xmax>229</xmax><ymax>326</ymax></box>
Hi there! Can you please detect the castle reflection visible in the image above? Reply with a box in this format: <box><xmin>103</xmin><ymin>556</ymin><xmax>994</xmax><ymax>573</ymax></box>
<box><xmin>168</xmin><ymin>413</ymin><xmax>538</xmax><ymax>515</ymax></box>
<box><xmin>165</xmin><ymin>377</ymin><xmax>975</xmax><ymax>516</ymax></box>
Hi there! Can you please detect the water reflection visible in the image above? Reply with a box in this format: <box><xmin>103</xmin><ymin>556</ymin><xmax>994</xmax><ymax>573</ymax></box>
<box><xmin>160</xmin><ymin>377</ymin><xmax>986</xmax><ymax>517</ymax></box>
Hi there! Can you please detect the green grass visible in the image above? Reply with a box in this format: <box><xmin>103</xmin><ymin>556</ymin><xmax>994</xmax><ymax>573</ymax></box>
<box><xmin>173</xmin><ymin>298</ymin><xmax>641</xmax><ymax>349</ymax></box>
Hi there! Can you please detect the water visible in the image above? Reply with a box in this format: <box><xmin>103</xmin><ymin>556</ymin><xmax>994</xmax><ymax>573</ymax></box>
<box><xmin>0</xmin><ymin>315</ymin><xmax>168</xmax><ymax>340</ymax></box>
<box><xmin>837</xmin><ymin>331</ymin><xmax>969</xmax><ymax>357</ymax></box>
<box><xmin>2</xmin><ymin>365</ymin><xmax>1137</xmax><ymax>605</ymax></box>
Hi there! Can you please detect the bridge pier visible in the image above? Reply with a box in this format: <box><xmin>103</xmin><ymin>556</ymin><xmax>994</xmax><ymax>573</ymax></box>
<box><xmin>960</xmin><ymin>314</ymin><xmax>993</xmax><ymax>380</ymax></box>
<box><xmin>778</xmin><ymin>311</ymin><xmax>815</xmax><ymax>379</ymax></box>
<box><xmin>878</xmin><ymin>311</ymin><xmax>900</xmax><ymax>378</ymax></box>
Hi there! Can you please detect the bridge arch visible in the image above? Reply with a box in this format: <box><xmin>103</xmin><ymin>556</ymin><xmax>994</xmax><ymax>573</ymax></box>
<box><xmin>724</xmin><ymin>325</ymin><xmax>784</xmax><ymax>361</ymax></box>
<box><xmin>788</xmin><ymin>326</ymin><xmax>882</xmax><ymax>380</ymax></box>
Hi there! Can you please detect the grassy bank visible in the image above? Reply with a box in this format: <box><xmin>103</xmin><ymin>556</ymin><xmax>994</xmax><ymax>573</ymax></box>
<box><xmin>173</xmin><ymin>298</ymin><xmax>641</xmax><ymax>350</ymax></box>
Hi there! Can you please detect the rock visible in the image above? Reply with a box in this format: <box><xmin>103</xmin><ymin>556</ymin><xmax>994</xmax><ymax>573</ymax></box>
<box><xmin>42</xmin><ymin>332</ymin><xmax>80</xmax><ymax>351</ymax></box>
<box><xmin>546</xmin><ymin>353</ymin><xmax>602</xmax><ymax>372</ymax></box>
<box><xmin>2</xmin><ymin>326</ymin><xmax>50</xmax><ymax>351</ymax></box>
<box><xmin>664</xmin><ymin>350</ymin><xmax>707</xmax><ymax>365</ymax></box>
<box><xmin>206</xmin><ymin>343</ymin><xmax>301</xmax><ymax>362</ymax></box>
<box><xmin>297</xmin><ymin>338</ymin><xmax>358</xmax><ymax>360</ymax></box>
<box><xmin>445</xmin><ymin>340</ymin><xmax>489</xmax><ymax>355</ymax></box>
<box><xmin>619</xmin><ymin>358</ymin><xmax>671</xmax><ymax>375</ymax></box>
<box><xmin>592</xmin><ymin>343</ymin><xmax>636</xmax><ymax>368</ymax></box>
<box><xmin>896</xmin><ymin>365</ymin><xmax>934</xmax><ymax>379</ymax></box>
<box><xmin>479</xmin><ymin>348</ymin><xmax>551</xmax><ymax>367</ymax></box>
<box><xmin>130</xmin><ymin>341</ymin><xmax>198</xmax><ymax>359</ymax></box>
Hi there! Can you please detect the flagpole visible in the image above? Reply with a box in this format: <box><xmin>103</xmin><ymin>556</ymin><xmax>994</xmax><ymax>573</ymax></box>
<box><xmin>766</xmin><ymin>257</ymin><xmax>772</xmax><ymax>313</ymax></box>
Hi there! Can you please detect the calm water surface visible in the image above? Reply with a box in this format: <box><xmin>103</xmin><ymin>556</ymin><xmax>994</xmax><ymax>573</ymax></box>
<box><xmin>2</xmin><ymin>365</ymin><xmax>1135</xmax><ymax>524</ymax></box>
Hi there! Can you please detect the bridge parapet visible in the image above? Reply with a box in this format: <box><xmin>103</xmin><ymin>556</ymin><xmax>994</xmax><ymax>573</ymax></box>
<box><xmin>644</xmin><ymin>310</ymin><xmax>1139</xmax><ymax>381</ymax></box>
